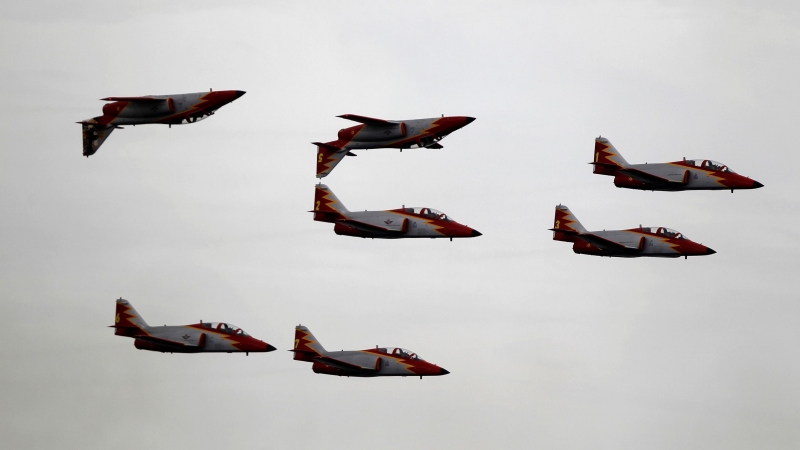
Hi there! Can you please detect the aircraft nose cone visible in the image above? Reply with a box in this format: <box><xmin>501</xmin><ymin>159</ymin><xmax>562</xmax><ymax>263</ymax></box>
<box><xmin>265</xmin><ymin>343</ymin><xmax>277</xmax><ymax>352</ymax></box>
<box><xmin>235</xmin><ymin>90</ymin><xmax>246</xmax><ymax>99</ymax></box>
<box><xmin>704</xmin><ymin>247</ymin><xmax>717</xmax><ymax>255</ymax></box>
<box><xmin>439</xmin><ymin>368</ymin><xmax>450</xmax><ymax>375</ymax></box>
<box><xmin>465</xmin><ymin>116</ymin><xmax>476</xmax><ymax>125</ymax></box>
<box><xmin>753</xmin><ymin>181</ymin><xmax>764</xmax><ymax>189</ymax></box>
<box><xmin>470</xmin><ymin>229</ymin><xmax>482</xmax><ymax>237</ymax></box>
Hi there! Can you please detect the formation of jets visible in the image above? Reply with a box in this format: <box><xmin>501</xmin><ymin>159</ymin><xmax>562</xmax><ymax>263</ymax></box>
<box><xmin>85</xmin><ymin>91</ymin><xmax>763</xmax><ymax>375</ymax></box>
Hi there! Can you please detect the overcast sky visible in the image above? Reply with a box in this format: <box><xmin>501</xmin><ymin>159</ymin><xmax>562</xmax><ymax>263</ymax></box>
<box><xmin>1</xmin><ymin>1</ymin><xmax>799</xmax><ymax>449</ymax></box>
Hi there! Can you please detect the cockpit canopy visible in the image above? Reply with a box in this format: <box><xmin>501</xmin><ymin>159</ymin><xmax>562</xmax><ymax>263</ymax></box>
<box><xmin>375</xmin><ymin>347</ymin><xmax>423</xmax><ymax>360</ymax></box>
<box><xmin>403</xmin><ymin>207</ymin><xmax>453</xmax><ymax>222</ymax></box>
<box><xmin>640</xmin><ymin>227</ymin><xmax>688</xmax><ymax>240</ymax></box>
<box><xmin>201</xmin><ymin>322</ymin><xmax>250</xmax><ymax>336</ymax></box>
<box><xmin>685</xmin><ymin>159</ymin><xmax>735</xmax><ymax>173</ymax></box>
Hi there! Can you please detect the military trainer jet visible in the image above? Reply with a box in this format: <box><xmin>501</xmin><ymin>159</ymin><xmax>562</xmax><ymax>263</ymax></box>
<box><xmin>79</xmin><ymin>90</ymin><xmax>245</xmax><ymax>156</ymax></box>
<box><xmin>111</xmin><ymin>298</ymin><xmax>275</xmax><ymax>354</ymax></box>
<box><xmin>592</xmin><ymin>136</ymin><xmax>763</xmax><ymax>192</ymax></box>
<box><xmin>292</xmin><ymin>325</ymin><xmax>449</xmax><ymax>378</ymax></box>
<box><xmin>312</xmin><ymin>184</ymin><xmax>482</xmax><ymax>240</ymax></box>
<box><xmin>313</xmin><ymin>114</ymin><xmax>475</xmax><ymax>177</ymax></box>
<box><xmin>550</xmin><ymin>205</ymin><xmax>716</xmax><ymax>258</ymax></box>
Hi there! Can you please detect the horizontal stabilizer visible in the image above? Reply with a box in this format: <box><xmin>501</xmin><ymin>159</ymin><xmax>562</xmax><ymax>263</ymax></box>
<box><xmin>337</xmin><ymin>114</ymin><xmax>395</xmax><ymax>126</ymax></box>
<box><xmin>101</xmin><ymin>96</ymin><xmax>164</xmax><ymax>102</ymax></box>
<box><xmin>425</xmin><ymin>143</ymin><xmax>444</xmax><ymax>149</ymax></box>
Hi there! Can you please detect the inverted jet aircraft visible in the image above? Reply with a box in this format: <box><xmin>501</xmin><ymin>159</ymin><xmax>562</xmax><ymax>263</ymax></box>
<box><xmin>111</xmin><ymin>298</ymin><xmax>275</xmax><ymax>354</ymax></box>
<box><xmin>313</xmin><ymin>114</ymin><xmax>475</xmax><ymax>177</ymax></box>
<box><xmin>79</xmin><ymin>90</ymin><xmax>245</xmax><ymax>156</ymax></box>
<box><xmin>592</xmin><ymin>136</ymin><xmax>763</xmax><ymax>192</ymax></box>
<box><xmin>312</xmin><ymin>184</ymin><xmax>482</xmax><ymax>240</ymax></box>
<box><xmin>292</xmin><ymin>326</ymin><xmax>449</xmax><ymax>378</ymax></box>
<box><xmin>550</xmin><ymin>205</ymin><xmax>716</xmax><ymax>258</ymax></box>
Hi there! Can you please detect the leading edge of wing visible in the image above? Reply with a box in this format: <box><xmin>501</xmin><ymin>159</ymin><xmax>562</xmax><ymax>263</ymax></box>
<box><xmin>101</xmin><ymin>96</ymin><xmax>164</xmax><ymax>102</ymax></box>
<box><xmin>337</xmin><ymin>114</ymin><xmax>395</xmax><ymax>126</ymax></box>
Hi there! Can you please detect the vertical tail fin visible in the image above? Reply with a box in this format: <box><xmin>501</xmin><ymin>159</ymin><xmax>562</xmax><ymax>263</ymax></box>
<box><xmin>314</xmin><ymin>142</ymin><xmax>348</xmax><ymax>178</ymax></box>
<box><xmin>593</xmin><ymin>136</ymin><xmax>629</xmax><ymax>175</ymax></box>
<box><xmin>81</xmin><ymin>120</ymin><xmax>115</xmax><ymax>157</ymax></box>
<box><xmin>552</xmin><ymin>205</ymin><xmax>587</xmax><ymax>241</ymax></box>
<box><xmin>293</xmin><ymin>325</ymin><xmax>327</xmax><ymax>361</ymax></box>
<box><xmin>113</xmin><ymin>298</ymin><xmax>149</xmax><ymax>337</ymax></box>
<box><xmin>313</xmin><ymin>184</ymin><xmax>349</xmax><ymax>222</ymax></box>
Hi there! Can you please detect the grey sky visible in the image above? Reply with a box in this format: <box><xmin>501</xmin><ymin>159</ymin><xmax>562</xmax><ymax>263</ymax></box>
<box><xmin>1</xmin><ymin>1</ymin><xmax>798</xmax><ymax>449</ymax></box>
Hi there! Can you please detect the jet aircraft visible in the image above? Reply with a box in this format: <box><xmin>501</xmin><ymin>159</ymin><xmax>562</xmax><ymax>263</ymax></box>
<box><xmin>111</xmin><ymin>298</ymin><xmax>275</xmax><ymax>354</ymax></box>
<box><xmin>592</xmin><ymin>136</ymin><xmax>763</xmax><ymax>192</ymax></box>
<box><xmin>79</xmin><ymin>90</ymin><xmax>245</xmax><ymax>156</ymax></box>
<box><xmin>292</xmin><ymin>326</ymin><xmax>449</xmax><ymax>378</ymax></box>
<box><xmin>550</xmin><ymin>205</ymin><xmax>716</xmax><ymax>258</ymax></box>
<box><xmin>313</xmin><ymin>114</ymin><xmax>475</xmax><ymax>177</ymax></box>
<box><xmin>312</xmin><ymin>184</ymin><xmax>482</xmax><ymax>240</ymax></box>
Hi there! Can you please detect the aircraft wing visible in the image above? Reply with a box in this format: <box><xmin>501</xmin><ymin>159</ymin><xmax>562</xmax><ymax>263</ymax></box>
<box><xmin>578</xmin><ymin>233</ymin><xmax>643</xmax><ymax>253</ymax></box>
<box><xmin>620</xmin><ymin>168</ymin><xmax>686</xmax><ymax>185</ymax></box>
<box><xmin>337</xmin><ymin>218</ymin><xmax>406</xmax><ymax>234</ymax></box>
<box><xmin>315</xmin><ymin>356</ymin><xmax>378</xmax><ymax>373</ymax></box>
<box><xmin>133</xmin><ymin>334</ymin><xmax>204</xmax><ymax>349</ymax></box>
<box><xmin>101</xmin><ymin>96</ymin><xmax>164</xmax><ymax>102</ymax></box>
<box><xmin>337</xmin><ymin>114</ymin><xmax>395</xmax><ymax>126</ymax></box>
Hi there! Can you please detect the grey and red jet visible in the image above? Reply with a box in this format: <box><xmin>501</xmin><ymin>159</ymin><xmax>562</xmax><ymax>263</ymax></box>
<box><xmin>79</xmin><ymin>90</ymin><xmax>245</xmax><ymax>156</ymax></box>
<box><xmin>312</xmin><ymin>184</ymin><xmax>482</xmax><ymax>240</ymax></box>
<box><xmin>313</xmin><ymin>114</ymin><xmax>475</xmax><ymax>178</ymax></box>
<box><xmin>292</xmin><ymin>326</ymin><xmax>449</xmax><ymax>378</ymax></box>
<box><xmin>592</xmin><ymin>137</ymin><xmax>763</xmax><ymax>192</ymax></box>
<box><xmin>550</xmin><ymin>205</ymin><xmax>716</xmax><ymax>258</ymax></box>
<box><xmin>111</xmin><ymin>298</ymin><xmax>275</xmax><ymax>354</ymax></box>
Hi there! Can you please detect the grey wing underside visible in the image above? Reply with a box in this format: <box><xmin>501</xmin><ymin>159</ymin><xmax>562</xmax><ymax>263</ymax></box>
<box><xmin>619</xmin><ymin>168</ymin><xmax>685</xmax><ymax>187</ymax></box>
<box><xmin>578</xmin><ymin>233</ymin><xmax>643</xmax><ymax>254</ymax></box>
<box><xmin>316</xmin><ymin>356</ymin><xmax>378</xmax><ymax>373</ymax></box>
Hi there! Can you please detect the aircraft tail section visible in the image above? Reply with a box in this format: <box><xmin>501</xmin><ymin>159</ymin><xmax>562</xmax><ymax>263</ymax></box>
<box><xmin>313</xmin><ymin>184</ymin><xmax>349</xmax><ymax>222</ymax></box>
<box><xmin>314</xmin><ymin>141</ymin><xmax>348</xmax><ymax>178</ymax></box>
<box><xmin>113</xmin><ymin>298</ymin><xmax>149</xmax><ymax>337</ymax></box>
<box><xmin>81</xmin><ymin>120</ymin><xmax>115</xmax><ymax>157</ymax></box>
<box><xmin>551</xmin><ymin>205</ymin><xmax>587</xmax><ymax>242</ymax></box>
<box><xmin>593</xmin><ymin>136</ymin><xmax>629</xmax><ymax>175</ymax></box>
<box><xmin>293</xmin><ymin>325</ymin><xmax>327</xmax><ymax>361</ymax></box>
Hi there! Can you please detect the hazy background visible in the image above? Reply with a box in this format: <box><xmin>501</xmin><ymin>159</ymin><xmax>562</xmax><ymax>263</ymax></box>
<box><xmin>1</xmin><ymin>1</ymin><xmax>798</xmax><ymax>448</ymax></box>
